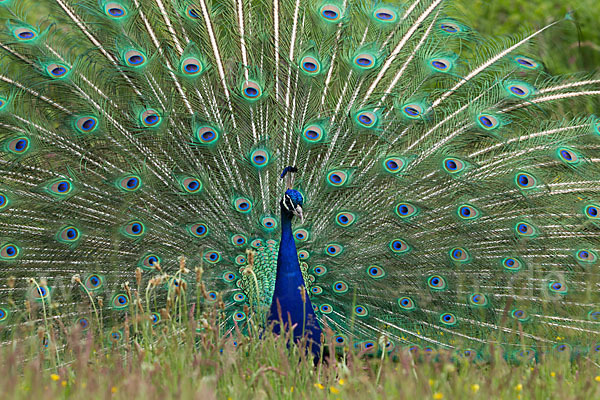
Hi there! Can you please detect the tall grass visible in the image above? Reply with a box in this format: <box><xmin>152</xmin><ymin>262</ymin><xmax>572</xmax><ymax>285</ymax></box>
<box><xmin>3</xmin><ymin>294</ymin><xmax>600</xmax><ymax>400</ymax></box>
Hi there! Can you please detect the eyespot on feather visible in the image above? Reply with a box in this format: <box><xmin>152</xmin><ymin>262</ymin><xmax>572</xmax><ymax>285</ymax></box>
<box><xmin>104</xmin><ymin>2</ymin><xmax>128</xmax><ymax>19</ymax></box>
<box><xmin>298</xmin><ymin>249</ymin><xmax>310</xmax><ymax>260</ymax></box>
<box><xmin>204</xmin><ymin>250</ymin><xmax>221</xmax><ymax>264</ymax></box>
<box><xmin>0</xmin><ymin>192</ymin><xmax>9</xmax><ymax>211</ymax></box>
<box><xmin>299</xmin><ymin>55</ymin><xmax>322</xmax><ymax>75</ymax></box>
<box><xmin>181</xmin><ymin>57</ymin><xmax>203</xmax><ymax>76</ymax></box>
<box><xmin>319</xmin><ymin>4</ymin><xmax>343</xmax><ymax>22</ymax></box>
<box><xmin>302</xmin><ymin>124</ymin><xmax>325</xmax><ymax>143</ymax></box>
<box><xmin>234</xmin><ymin>197</ymin><xmax>253</xmax><ymax>213</ymax></box>
<box><xmin>457</xmin><ymin>204</ymin><xmax>480</xmax><ymax>220</ymax></box>
<box><xmin>46</xmin><ymin>63</ymin><xmax>70</xmax><ymax>79</ymax></box>
<box><xmin>313</xmin><ymin>265</ymin><xmax>327</xmax><ymax>276</ymax></box>
<box><xmin>235</xmin><ymin>255</ymin><xmax>246</xmax><ymax>265</ymax></box>
<box><xmin>548</xmin><ymin>281</ymin><xmax>568</xmax><ymax>295</ymax></box>
<box><xmin>332</xmin><ymin>280</ymin><xmax>348</xmax><ymax>294</ymax></box>
<box><xmin>47</xmin><ymin>180</ymin><xmax>73</xmax><ymax>196</ymax></box>
<box><xmin>187</xmin><ymin>223</ymin><xmax>208</xmax><ymax>238</ymax></box>
<box><xmin>180</xmin><ymin>177</ymin><xmax>201</xmax><ymax>193</ymax></box>
<box><xmin>354</xmin><ymin>111</ymin><xmax>378</xmax><ymax>128</ymax></box>
<box><xmin>57</xmin><ymin>225</ymin><xmax>81</xmax><ymax>243</ymax></box>
<box><xmin>468</xmin><ymin>293</ymin><xmax>488</xmax><ymax>307</ymax></box>
<box><xmin>326</xmin><ymin>170</ymin><xmax>349</xmax><ymax>187</ymax></box>
<box><xmin>231</xmin><ymin>234</ymin><xmax>247</xmax><ymax>246</ymax></box>
<box><xmin>122</xmin><ymin>220</ymin><xmax>145</xmax><ymax>238</ymax></box>
<box><xmin>502</xmin><ymin>257</ymin><xmax>523</xmax><ymax>272</ymax></box>
<box><xmin>449</xmin><ymin>247</ymin><xmax>470</xmax><ymax>262</ymax></box>
<box><xmin>504</xmin><ymin>80</ymin><xmax>534</xmax><ymax>99</ymax></box>
<box><xmin>319</xmin><ymin>303</ymin><xmax>333</xmax><ymax>314</ymax></box>
<box><xmin>398</xmin><ymin>297</ymin><xmax>416</xmax><ymax>310</ymax></box>
<box><xmin>383</xmin><ymin>157</ymin><xmax>405</xmax><ymax>174</ymax></box>
<box><xmin>185</xmin><ymin>5</ymin><xmax>201</xmax><ymax>19</ymax></box>
<box><xmin>515</xmin><ymin>172</ymin><xmax>537</xmax><ymax>189</ymax></box>
<box><xmin>557</xmin><ymin>147</ymin><xmax>580</xmax><ymax>165</ymax></box>
<box><xmin>6</xmin><ymin>136</ymin><xmax>30</xmax><ymax>154</ymax></box>
<box><xmin>395</xmin><ymin>202</ymin><xmax>418</xmax><ymax>219</ymax></box>
<box><xmin>389</xmin><ymin>239</ymin><xmax>410</xmax><ymax>254</ymax></box>
<box><xmin>14</xmin><ymin>27</ymin><xmax>38</xmax><ymax>42</ymax></box>
<box><xmin>335</xmin><ymin>211</ymin><xmax>356</xmax><ymax>227</ymax></box>
<box><xmin>139</xmin><ymin>253</ymin><xmax>160</xmax><ymax>270</ymax></box>
<box><xmin>123</xmin><ymin>50</ymin><xmax>147</xmax><ymax>68</ymax></box>
<box><xmin>261</xmin><ymin>216</ymin><xmax>278</xmax><ymax>230</ymax></box>
<box><xmin>111</xmin><ymin>293</ymin><xmax>130</xmax><ymax>310</ymax></box>
<box><xmin>325</xmin><ymin>243</ymin><xmax>343</xmax><ymax>256</ymax></box>
<box><xmin>367</xmin><ymin>265</ymin><xmax>385</xmax><ymax>279</ymax></box>
<box><xmin>515</xmin><ymin>221</ymin><xmax>537</xmax><ymax>237</ymax></box>
<box><xmin>354</xmin><ymin>305</ymin><xmax>369</xmax><ymax>317</ymax></box>
<box><xmin>311</xmin><ymin>286</ymin><xmax>323</xmax><ymax>295</ymax></box>
<box><xmin>443</xmin><ymin>157</ymin><xmax>466</xmax><ymax>174</ymax></box>
<box><xmin>294</xmin><ymin>228</ymin><xmax>309</xmax><ymax>242</ymax></box>
<box><xmin>75</xmin><ymin>116</ymin><xmax>99</xmax><ymax>133</ymax></box>
<box><xmin>427</xmin><ymin>275</ymin><xmax>447</xmax><ymax>290</ymax></box>
<box><xmin>575</xmin><ymin>249</ymin><xmax>598</xmax><ymax>264</ymax></box>
<box><xmin>118</xmin><ymin>175</ymin><xmax>142</xmax><ymax>192</ymax></box>
<box><xmin>585</xmin><ymin>204</ymin><xmax>600</xmax><ymax>219</ymax></box>
<box><xmin>241</xmin><ymin>80</ymin><xmax>262</xmax><ymax>101</ymax></box>
<box><xmin>250</xmin><ymin>149</ymin><xmax>270</xmax><ymax>168</ymax></box>
<box><xmin>195</xmin><ymin>126</ymin><xmax>220</xmax><ymax>145</ymax></box>
<box><xmin>140</xmin><ymin>109</ymin><xmax>162</xmax><ymax>128</ymax></box>
<box><xmin>84</xmin><ymin>274</ymin><xmax>104</xmax><ymax>291</ymax></box>
<box><xmin>0</xmin><ymin>243</ymin><xmax>20</xmax><ymax>260</ymax></box>
<box><xmin>373</xmin><ymin>7</ymin><xmax>398</xmax><ymax>23</ymax></box>
<box><xmin>440</xmin><ymin>312</ymin><xmax>457</xmax><ymax>326</ymax></box>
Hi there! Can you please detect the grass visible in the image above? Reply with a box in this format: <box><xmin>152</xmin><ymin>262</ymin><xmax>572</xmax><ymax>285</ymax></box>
<box><xmin>4</xmin><ymin>297</ymin><xmax>600</xmax><ymax>400</ymax></box>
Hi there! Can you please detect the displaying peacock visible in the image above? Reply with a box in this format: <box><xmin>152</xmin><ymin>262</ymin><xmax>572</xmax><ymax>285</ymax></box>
<box><xmin>0</xmin><ymin>0</ymin><xmax>599</xmax><ymax>362</ymax></box>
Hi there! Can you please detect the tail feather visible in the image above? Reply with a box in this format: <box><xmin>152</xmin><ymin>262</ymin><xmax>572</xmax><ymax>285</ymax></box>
<box><xmin>0</xmin><ymin>0</ymin><xmax>598</xmax><ymax>359</ymax></box>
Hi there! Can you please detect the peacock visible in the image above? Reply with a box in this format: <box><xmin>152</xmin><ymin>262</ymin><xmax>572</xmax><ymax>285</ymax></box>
<box><xmin>0</xmin><ymin>0</ymin><xmax>599</xmax><ymax>363</ymax></box>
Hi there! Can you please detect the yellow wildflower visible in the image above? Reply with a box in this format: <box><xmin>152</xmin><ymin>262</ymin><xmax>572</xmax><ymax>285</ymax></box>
<box><xmin>111</xmin><ymin>386</ymin><xmax>118</xmax><ymax>393</ymax></box>
<box><xmin>550</xmin><ymin>372</ymin><xmax>556</xmax><ymax>377</ymax></box>
<box><xmin>50</xmin><ymin>374</ymin><xmax>60</xmax><ymax>382</ymax></box>
<box><xmin>515</xmin><ymin>383</ymin><xmax>523</xmax><ymax>392</ymax></box>
<box><xmin>330</xmin><ymin>387</ymin><xmax>340</xmax><ymax>394</ymax></box>
<box><xmin>470</xmin><ymin>384</ymin><xmax>480</xmax><ymax>393</ymax></box>
<box><xmin>61</xmin><ymin>381</ymin><xmax>67</xmax><ymax>387</ymax></box>
<box><xmin>595</xmin><ymin>376</ymin><xmax>600</xmax><ymax>382</ymax></box>
<box><xmin>290</xmin><ymin>386</ymin><xmax>294</xmax><ymax>393</ymax></box>
<box><xmin>339</xmin><ymin>379</ymin><xmax>345</xmax><ymax>386</ymax></box>
<box><xmin>314</xmin><ymin>383</ymin><xmax>324</xmax><ymax>390</ymax></box>
<box><xmin>429</xmin><ymin>379</ymin><xmax>435</xmax><ymax>386</ymax></box>
<box><xmin>433</xmin><ymin>392</ymin><xmax>444</xmax><ymax>400</ymax></box>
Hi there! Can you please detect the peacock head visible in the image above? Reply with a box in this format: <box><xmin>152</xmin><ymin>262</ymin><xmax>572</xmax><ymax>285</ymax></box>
<box><xmin>281</xmin><ymin>189</ymin><xmax>304</xmax><ymax>224</ymax></box>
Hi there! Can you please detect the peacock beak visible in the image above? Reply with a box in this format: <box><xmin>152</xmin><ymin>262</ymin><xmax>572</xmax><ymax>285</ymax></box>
<box><xmin>293</xmin><ymin>205</ymin><xmax>304</xmax><ymax>225</ymax></box>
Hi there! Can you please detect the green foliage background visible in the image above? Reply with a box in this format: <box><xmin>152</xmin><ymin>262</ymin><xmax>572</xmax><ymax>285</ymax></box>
<box><xmin>454</xmin><ymin>0</ymin><xmax>600</xmax><ymax>74</ymax></box>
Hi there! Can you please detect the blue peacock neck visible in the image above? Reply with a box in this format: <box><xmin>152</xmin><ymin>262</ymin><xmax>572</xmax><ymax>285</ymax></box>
<box><xmin>268</xmin><ymin>202</ymin><xmax>322</xmax><ymax>356</ymax></box>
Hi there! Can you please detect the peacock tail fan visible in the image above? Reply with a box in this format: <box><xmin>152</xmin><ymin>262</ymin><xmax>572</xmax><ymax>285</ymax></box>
<box><xmin>0</xmin><ymin>0</ymin><xmax>599</xmax><ymax>361</ymax></box>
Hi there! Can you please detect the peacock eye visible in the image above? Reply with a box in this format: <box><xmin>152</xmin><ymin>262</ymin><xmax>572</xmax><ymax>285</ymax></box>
<box><xmin>241</xmin><ymin>80</ymin><xmax>262</xmax><ymax>101</ymax></box>
<box><xmin>7</xmin><ymin>137</ymin><xmax>30</xmax><ymax>154</ymax></box>
<box><xmin>443</xmin><ymin>157</ymin><xmax>466</xmax><ymax>174</ymax></box>
<box><xmin>389</xmin><ymin>239</ymin><xmax>410</xmax><ymax>254</ymax></box>
<box><xmin>122</xmin><ymin>220</ymin><xmax>145</xmax><ymax>238</ymax></box>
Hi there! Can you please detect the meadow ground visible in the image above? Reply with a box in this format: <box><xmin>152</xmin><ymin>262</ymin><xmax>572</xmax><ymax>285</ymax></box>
<box><xmin>3</xmin><ymin>308</ymin><xmax>600</xmax><ymax>400</ymax></box>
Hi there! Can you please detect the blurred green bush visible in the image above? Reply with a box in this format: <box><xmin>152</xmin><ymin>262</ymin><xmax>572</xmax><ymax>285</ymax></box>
<box><xmin>453</xmin><ymin>0</ymin><xmax>600</xmax><ymax>74</ymax></box>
